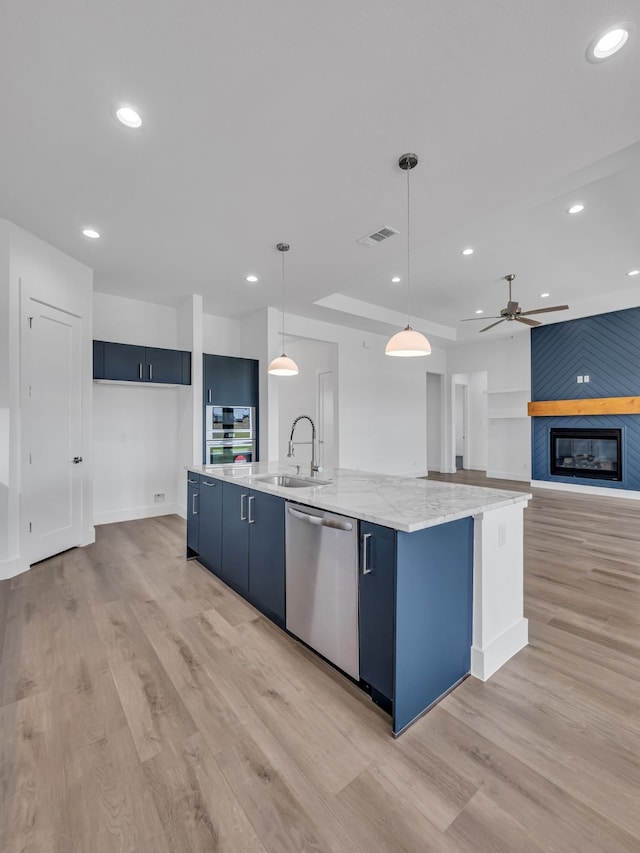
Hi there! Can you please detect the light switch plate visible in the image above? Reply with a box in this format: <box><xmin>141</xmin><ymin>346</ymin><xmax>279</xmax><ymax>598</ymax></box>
<box><xmin>577</xmin><ymin>376</ymin><xmax>583</xmax><ymax>383</ymax></box>
<box><xmin>583</xmin><ymin>375</ymin><xmax>590</xmax><ymax>383</ymax></box>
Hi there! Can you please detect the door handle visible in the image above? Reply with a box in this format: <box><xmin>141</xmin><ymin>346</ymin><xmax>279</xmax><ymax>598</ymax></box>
<box><xmin>248</xmin><ymin>495</ymin><xmax>255</xmax><ymax>524</ymax></box>
<box><xmin>208</xmin><ymin>389</ymin><xmax>212</xmax><ymax>404</ymax></box>
<box><xmin>240</xmin><ymin>493</ymin><xmax>247</xmax><ymax>521</ymax></box>
<box><xmin>287</xmin><ymin>506</ymin><xmax>352</xmax><ymax>531</ymax></box>
<box><xmin>138</xmin><ymin>363</ymin><xmax>143</xmax><ymax>380</ymax></box>
<box><xmin>201</xmin><ymin>480</ymin><xmax>216</xmax><ymax>487</ymax></box>
<box><xmin>192</xmin><ymin>493</ymin><xmax>198</xmax><ymax>515</ymax></box>
<box><xmin>72</xmin><ymin>457</ymin><xmax>83</xmax><ymax>464</ymax></box>
<box><xmin>362</xmin><ymin>532</ymin><xmax>372</xmax><ymax>575</ymax></box>
<box><xmin>149</xmin><ymin>363</ymin><xmax>153</xmax><ymax>380</ymax></box>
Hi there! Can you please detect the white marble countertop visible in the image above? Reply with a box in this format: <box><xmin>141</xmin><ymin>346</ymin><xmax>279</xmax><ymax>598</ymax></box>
<box><xmin>188</xmin><ymin>463</ymin><xmax>531</xmax><ymax>533</ymax></box>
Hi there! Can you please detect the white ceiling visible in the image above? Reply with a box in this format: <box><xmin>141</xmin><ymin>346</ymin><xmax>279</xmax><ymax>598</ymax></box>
<box><xmin>1</xmin><ymin>0</ymin><xmax>639</xmax><ymax>347</ymax></box>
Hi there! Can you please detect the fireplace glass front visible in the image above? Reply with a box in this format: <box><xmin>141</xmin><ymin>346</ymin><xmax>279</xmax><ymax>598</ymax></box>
<box><xmin>550</xmin><ymin>428</ymin><xmax>622</xmax><ymax>481</ymax></box>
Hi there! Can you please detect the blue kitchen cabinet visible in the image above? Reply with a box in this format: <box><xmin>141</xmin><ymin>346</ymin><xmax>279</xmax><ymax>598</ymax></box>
<box><xmin>247</xmin><ymin>490</ymin><xmax>285</xmax><ymax>627</ymax></box>
<box><xmin>198</xmin><ymin>475</ymin><xmax>223</xmax><ymax>575</ymax></box>
<box><xmin>220</xmin><ymin>481</ymin><xmax>250</xmax><ymax>596</ymax></box>
<box><xmin>393</xmin><ymin>517</ymin><xmax>473</xmax><ymax>735</ymax></box>
<box><xmin>358</xmin><ymin>521</ymin><xmax>396</xmax><ymax>707</ymax></box>
<box><xmin>93</xmin><ymin>340</ymin><xmax>191</xmax><ymax>385</ymax></box>
<box><xmin>203</xmin><ymin>353</ymin><xmax>258</xmax><ymax>407</ymax></box>
<box><xmin>219</xmin><ymin>481</ymin><xmax>285</xmax><ymax>625</ymax></box>
<box><xmin>186</xmin><ymin>474</ymin><xmax>200</xmax><ymax>558</ymax></box>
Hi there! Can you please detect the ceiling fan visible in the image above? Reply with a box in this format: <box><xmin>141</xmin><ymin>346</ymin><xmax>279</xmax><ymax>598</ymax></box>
<box><xmin>461</xmin><ymin>274</ymin><xmax>569</xmax><ymax>332</ymax></box>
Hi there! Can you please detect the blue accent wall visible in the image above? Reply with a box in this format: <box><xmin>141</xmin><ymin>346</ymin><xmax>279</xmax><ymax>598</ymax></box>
<box><xmin>531</xmin><ymin>306</ymin><xmax>640</xmax><ymax>489</ymax></box>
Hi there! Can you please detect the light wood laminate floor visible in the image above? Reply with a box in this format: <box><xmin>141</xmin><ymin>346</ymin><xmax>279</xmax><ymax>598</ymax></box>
<box><xmin>1</xmin><ymin>473</ymin><xmax>639</xmax><ymax>852</ymax></box>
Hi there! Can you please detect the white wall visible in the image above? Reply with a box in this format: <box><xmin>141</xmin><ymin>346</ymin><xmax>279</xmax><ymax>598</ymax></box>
<box><xmin>0</xmin><ymin>220</ymin><xmax>94</xmax><ymax>579</ymax></box>
<box><xmin>92</xmin><ymin>292</ymin><xmax>182</xmax><ymax>524</ymax></box>
<box><xmin>277</xmin><ymin>339</ymin><xmax>338</xmax><ymax>470</ymax></box>
<box><xmin>448</xmin><ymin>333</ymin><xmax>531</xmax><ymax>481</ymax></box>
<box><xmin>426</xmin><ymin>373</ymin><xmax>443</xmax><ymax>472</ymax></box>
<box><xmin>467</xmin><ymin>371</ymin><xmax>488</xmax><ymax>470</ymax></box>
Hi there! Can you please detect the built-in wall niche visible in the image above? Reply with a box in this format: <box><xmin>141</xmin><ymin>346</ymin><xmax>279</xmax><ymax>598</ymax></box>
<box><xmin>485</xmin><ymin>388</ymin><xmax>530</xmax><ymax>420</ymax></box>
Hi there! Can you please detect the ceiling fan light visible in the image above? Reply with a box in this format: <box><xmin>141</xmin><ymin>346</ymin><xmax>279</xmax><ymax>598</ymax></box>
<box><xmin>385</xmin><ymin>326</ymin><xmax>431</xmax><ymax>357</ymax></box>
<box><xmin>268</xmin><ymin>353</ymin><xmax>299</xmax><ymax>376</ymax></box>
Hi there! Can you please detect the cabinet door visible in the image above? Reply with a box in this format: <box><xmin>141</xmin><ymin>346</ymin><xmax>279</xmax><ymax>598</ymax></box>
<box><xmin>198</xmin><ymin>476</ymin><xmax>223</xmax><ymax>575</ymax></box>
<box><xmin>359</xmin><ymin>521</ymin><xmax>396</xmax><ymax>703</ymax></box>
<box><xmin>145</xmin><ymin>347</ymin><xmax>183</xmax><ymax>384</ymax></box>
<box><xmin>103</xmin><ymin>342</ymin><xmax>146</xmax><ymax>382</ymax></box>
<box><xmin>180</xmin><ymin>351</ymin><xmax>192</xmax><ymax>385</ymax></box>
<box><xmin>186</xmin><ymin>476</ymin><xmax>200</xmax><ymax>557</ymax></box>
<box><xmin>93</xmin><ymin>340</ymin><xmax>105</xmax><ymax>379</ymax></box>
<box><xmin>220</xmin><ymin>481</ymin><xmax>249</xmax><ymax>595</ymax></box>
<box><xmin>248</xmin><ymin>490</ymin><xmax>285</xmax><ymax>627</ymax></box>
<box><xmin>203</xmin><ymin>354</ymin><xmax>258</xmax><ymax>406</ymax></box>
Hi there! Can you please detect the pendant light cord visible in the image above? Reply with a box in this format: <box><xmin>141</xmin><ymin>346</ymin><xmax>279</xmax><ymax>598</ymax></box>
<box><xmin>281</xmin><ymin>249</ymin><xmax>285</xmax><ymax>348</ymax></box>
<box><xmin>406</xmin><ymin>165</ymin><xmax>411</xmax><ymax>327</ymax></box>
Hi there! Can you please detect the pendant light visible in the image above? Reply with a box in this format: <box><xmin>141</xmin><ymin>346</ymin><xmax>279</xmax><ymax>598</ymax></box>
<box><xmin>385</xmin><ymin>153</ymin><xmax>431</xmax><ymax>357</ymax></box>
<box><xmin>268</xmin><ymin>242</ymin><xmax>299</xmax><ymax>376</ymax></box>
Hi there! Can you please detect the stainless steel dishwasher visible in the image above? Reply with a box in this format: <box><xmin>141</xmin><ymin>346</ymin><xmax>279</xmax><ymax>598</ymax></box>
<box><xmin>285</xmin><ymin>502</ymin><xmax>359</xmax><ymax>680</ymax></box>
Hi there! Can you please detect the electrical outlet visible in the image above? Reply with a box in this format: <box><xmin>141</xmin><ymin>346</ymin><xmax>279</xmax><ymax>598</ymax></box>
<box><xmin>583</xmin><ymin>375</ymin><xmax>590</xmax><ymax>383</ymax></box>
<box><xmin>577</xmin><ymin>375</ymin><xmax>583</xmax><ymax>383</ymax></box>
<box><xmin>154</xmin><ymin>493</ymin><xmax>165</xmax><ymax>503</ymax></box>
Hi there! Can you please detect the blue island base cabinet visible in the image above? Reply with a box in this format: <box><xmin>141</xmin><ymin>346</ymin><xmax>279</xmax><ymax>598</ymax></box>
<box><xmin>359</xmin><ymin>516</ymin><xmax>474</xmax><ymax>736</ymax></box>
<box><xmin>393</xmin><ymin>517</ymin><xmax>473</xmax><ymax>735</ymax></box>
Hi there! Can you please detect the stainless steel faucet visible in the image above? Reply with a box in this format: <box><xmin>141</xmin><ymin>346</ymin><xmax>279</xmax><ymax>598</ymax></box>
<box><xmin>287</xmin><ymin>415</ymin><xmax>321</xmax><ymax>476</ymax></box>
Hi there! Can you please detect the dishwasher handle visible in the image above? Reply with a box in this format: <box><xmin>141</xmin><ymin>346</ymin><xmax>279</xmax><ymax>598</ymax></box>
<box><xmin>287</xmin><ymin>506</ymin><xmax>353</xmax><ymax>532</ymax></box>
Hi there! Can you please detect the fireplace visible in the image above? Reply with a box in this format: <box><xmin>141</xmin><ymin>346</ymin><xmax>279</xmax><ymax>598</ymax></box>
<box><xmin>550</xmin><ymin>428</ymin><xmax>622</xmax><ymax>481</ymax></box>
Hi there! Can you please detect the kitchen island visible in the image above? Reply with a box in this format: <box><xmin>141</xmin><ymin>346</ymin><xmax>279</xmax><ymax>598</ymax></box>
<box><xmin>186</xmin><ymin>463</ymin><xmax>531</xmax><ymax>735</ymax></box>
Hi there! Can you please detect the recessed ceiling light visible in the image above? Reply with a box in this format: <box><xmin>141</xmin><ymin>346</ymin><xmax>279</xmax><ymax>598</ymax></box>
<box><xmin>567</xmin><ymin>203</ymin><xmax>584</xmax><ymax>215</ymax></box>
<box><xmin>82</xmin><ymin>228</ymin><xmax>100</xmax><ymax>239</ymax></box>
<box><xmin>628</xmin><ymin>269</ymin><xmax>640</xmax><ymax>277</ymax></box>
<box><xmin>115</xmin><ymin>105</ymin><xmax>142</xmax><ymax>128</ymax></box>
<box><xmin>588</xmin><ymin>27</ymin><xmax>629</xmax><ymax>62</ymax></box>
<box><xmin>462</xmin><ymin>248</ymin><xmax>474</xmax><ymax>256</ymax></box>
<box><xmin>391</xmin><ymin>276</ymin><xmax>401</xmax><ymax>283</ymax></box>
<box><xmin>475</xmin><ymin>309</ymin><xmax>483</xmax><ymax>314</ymax></box>
<box><xmin>540</xmin><ymin>292</ymin><xmax>550</xmax><ymax>298</ymax></box>
<box><xmin>246</xmin><ymin>275</ymin><xmax>258</xmax><ymax>283</ymax></box>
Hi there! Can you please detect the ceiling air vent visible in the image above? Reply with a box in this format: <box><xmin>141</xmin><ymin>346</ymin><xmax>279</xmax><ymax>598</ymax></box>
<box><xmin>356</xmin><ymin>226</ymin><xmax>399</xmax><ymax>248</ymax></box>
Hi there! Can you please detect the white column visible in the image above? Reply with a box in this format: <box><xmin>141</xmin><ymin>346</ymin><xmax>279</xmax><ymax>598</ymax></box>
<box><xmin>471</xmin><ymin>500</ymin><xmax>529</xmax><ymax>680</ymax></box>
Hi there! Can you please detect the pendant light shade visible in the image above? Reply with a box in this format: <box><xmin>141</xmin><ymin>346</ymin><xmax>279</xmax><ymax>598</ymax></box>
<box><xmin>385</xmin><ymin>325</ymin><xmax>431</xmax><ymax>356</ymax></box>
<box><xmin>268</xmin><ymin>242</ymin><xmax>299</xmax><ymax>377</ymax></box>
<box><xmin>268</xmin><ymin>354</ymin><xmax>299</xmax><ymax>375</ymax></box>
<box><xmin>385</xmin><ymin>153</ymin><xmax>431</xmax><ymax>358</ymax></box>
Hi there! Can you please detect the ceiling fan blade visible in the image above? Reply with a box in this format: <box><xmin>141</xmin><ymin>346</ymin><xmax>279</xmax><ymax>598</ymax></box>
<box><xmin>479</xmin><ymin>319</ymin><xmax>506</xmax><ymax>332</ymax></box>
<box><xmin>460</xmin><ymin>316</ymin><xmax>501</xmax><ymax>321</ymax></box>
<box><xmin>515</xmin><ymin>316</ymin><xmax>542</xmax><ymax>327</ymax></box>
<box><xmin>519</xmin><ymin>305</ymin><xmax>569</xmax><ymax>316</ymax></box>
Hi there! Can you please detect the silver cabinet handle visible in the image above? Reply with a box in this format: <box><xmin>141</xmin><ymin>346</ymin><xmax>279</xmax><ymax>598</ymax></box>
<box><xmin>72</xmin><ymin>456</ymin><xmax>83</xmax><ymax>464</ymax></box>
<box><xmin>138</xmin><ymin>363</ymin><xmax>143</xmax><ymax>379</ymax></box>
<box><xmin>201</xmin><ymin>479</ymin><xmax>216</xmax><ymax>487</ymax></box>
<box><xmin>248</xmin><ymin>495</ymin><xmax>255</xmax><ymax>524</ymax></box>
<box><xmin>240</xmin><ymin>493</ymin><xmax>247</xmax><ymax>521</ymax></box>
<box><xmin>187</xmin><ymin>478</ymin><xmax>198</xmax><ymax>484</ymax></box>
<box><xmin>362</xmin><ymin>532</ymin><xmax>372</xmax><ymax>575</ymax></box>
<box><xmin>287</xmin><ymin>506</ymin><xmax>352</xmax><ymax>531</ymax></box>
<box><xmin>149</xmin><ymin>363</ymin><xmax>153</xmax><ymax>380</ymax></box>
<box><xmin>208</xmin><ymin>389</ymin><xmax>212</xmax><ymax>403</ymax></box>
<box><xmin>192</xmin><ymin>493</ymin><xmax>198</xmax><ymax>515</ymax></box>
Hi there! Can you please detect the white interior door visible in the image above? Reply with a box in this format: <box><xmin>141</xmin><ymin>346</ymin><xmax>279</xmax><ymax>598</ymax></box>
<box><xmin>316</xmin><ymin>370</ymin><xmax>336</xmax><ymax>469</ymax></box>
<box><xmin>454</xmin><ymin>383</ymin><xmax>466</xmax><ymax>467</ymax></box>
<box><xmin>22</xmin><ymin>298</ymin><xmax>83</xmax><ymax>564</ymax></box>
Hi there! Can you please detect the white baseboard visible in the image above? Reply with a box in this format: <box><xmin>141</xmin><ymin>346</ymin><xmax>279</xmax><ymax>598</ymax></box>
<box><xmin>0</xmin><ymin>554</ymin><xmax>29</xmax><ymax>581</ymax></box>
<box><xmin>400</xmin><ymin>469</ymin><xmax>429</xmax><ymax>478</ymax></box>
<box><xmin>471</xmin><ymin>617</ymin><xmax>528</xmax><ymax>681</ymax></box>
<box><xmin>487</xmin><ymin>470</ymin><xmax>530</xmax><ymax>482</ymax></box>
<box><xmin>94</xmin><ymin>503</ymin><xmax>182</xmax><ymax>526</ymax></box>
<box><xmin>530</xmin><ymin>480</ymin><xmax>640</xmax><ymax>500</ymax></box>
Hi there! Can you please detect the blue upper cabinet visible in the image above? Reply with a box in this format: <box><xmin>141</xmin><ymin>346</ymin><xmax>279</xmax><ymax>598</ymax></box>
<box><xmin>203</xmin><ymin>353</ymin><xmax>258</xmax><ymax>406</ymax></box>
<box><xmin>93</xmin><ymin>340</ymin><xmax>191</xmax><ymax>385</ymax></box>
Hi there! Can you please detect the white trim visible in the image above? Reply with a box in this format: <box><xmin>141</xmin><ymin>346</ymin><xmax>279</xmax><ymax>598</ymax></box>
<box><xmin>94</xmin><ymin>503</ymin><xmax>182</xmax><ymax>526</ymax></box>
<box><xmin>471</xmin><ymin>617</ymin><xmax>528</xmax><ymax>681</ymax></box>
<box><xmin>400</xmin><ymin>469</ymin><xmax>430</xmax><ymax>478</ymax></box>
<box><xmin>0</xmin><ymin>554</ymin><xmax>29</xmax><ymax>580</ymax></box>
<box><xmin>530</xmin><ymin>480</ymin><xmax>640</xmax><ymax>500</ymax></box>
<box><xmin>487</xmin><ymin>470</ymin><xmax>530</xmax><ymax>482</ymax></box>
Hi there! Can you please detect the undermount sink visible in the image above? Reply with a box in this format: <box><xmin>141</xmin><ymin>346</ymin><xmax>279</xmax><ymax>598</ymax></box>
<box><xmin>253</xmin><ymin>474</ymin><xmax>331</xmax><ymax>488</ymax></box>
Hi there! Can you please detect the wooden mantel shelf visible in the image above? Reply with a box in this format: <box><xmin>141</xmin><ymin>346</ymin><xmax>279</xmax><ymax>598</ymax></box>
<box><xmin>528</xmin><ymin>396</ymin><xmax>640</xmax><ymax>417</ymax></box>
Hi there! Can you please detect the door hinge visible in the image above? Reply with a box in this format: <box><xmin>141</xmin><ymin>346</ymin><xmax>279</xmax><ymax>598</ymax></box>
<box><xmin>29</xmin><ymin>522</ymin><xmax>32</xmax><ymax>533</ymax></box>
<box><xmin>29</xmin><ymin>453</ymin><xmax>32</xmax><ymax>464</ymax></box>
<box><xmin>28</xmin><ymin>317</ymin><xmax>33</xmax><ymax>328</ymax></box>
<box><xmin>28</xmin><ymin>386</ymin><xmax>32</xmax><ymax>397</ymax></box>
